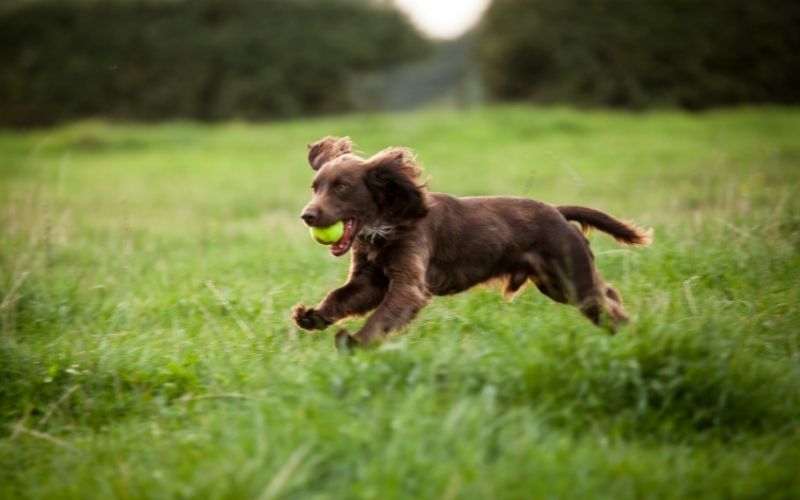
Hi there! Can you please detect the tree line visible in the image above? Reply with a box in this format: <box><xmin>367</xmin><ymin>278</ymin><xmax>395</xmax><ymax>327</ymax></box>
<box><xmin>477</xmin><ymin>0</ymin><xmax>800</xmax><ymax>109</ymax></box>
<box><xmin>2</xmin><ymin>0</ymin><xmax>798</xmax><ymax>126</ymax></box>
<box><xmin>0</xmin><ymin>0</ymin><xmax>429</xmax><ymax>126</ymax></box>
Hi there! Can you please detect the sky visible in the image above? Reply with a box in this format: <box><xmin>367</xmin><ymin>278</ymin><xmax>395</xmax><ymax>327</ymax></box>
<box><xmin>391</xmin><ymin>0</ymin><xmax>492</xmax><ymax>40</ymax></box>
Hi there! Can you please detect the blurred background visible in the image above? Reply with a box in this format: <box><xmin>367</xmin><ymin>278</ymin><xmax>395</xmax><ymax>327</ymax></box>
<box><xmin>1</xmin><ymin>0</ymin><xmax>798</xmax><ymax>127</ymax></box>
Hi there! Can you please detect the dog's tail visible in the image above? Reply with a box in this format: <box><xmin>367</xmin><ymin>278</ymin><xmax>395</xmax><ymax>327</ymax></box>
<box><xmin>557</xmin><ymin>205</ymin><xmax>652</xmax><ymax>245</ymax></box>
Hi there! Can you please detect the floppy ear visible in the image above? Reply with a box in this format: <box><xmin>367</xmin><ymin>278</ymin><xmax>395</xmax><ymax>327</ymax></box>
<box><xmin>307</xmin><ymin>136</ymin><xmax>353</xmax><ymax>170</ymax></box>
<box><xmin>364</xmin><ymin>147</ymin><xmax>429</xmax><ymax>221</ymax></box>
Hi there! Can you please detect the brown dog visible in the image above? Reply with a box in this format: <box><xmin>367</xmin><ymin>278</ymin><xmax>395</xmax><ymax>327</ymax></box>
<box><xmin>293</xmin><ymin>136</ymin><xmax>651</xmax><ymax>348</ymax></box>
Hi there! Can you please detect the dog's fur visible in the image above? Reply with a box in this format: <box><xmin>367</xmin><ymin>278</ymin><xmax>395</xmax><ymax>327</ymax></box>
<box><xmin>293</xmin><ymin>136</ymin><xmax>652</xmax><ymax>348</ymax></box>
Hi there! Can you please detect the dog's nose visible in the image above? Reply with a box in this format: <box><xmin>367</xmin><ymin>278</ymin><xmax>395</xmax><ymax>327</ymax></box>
<box><xmin>301</xmin><ymin>210</ymin><xmax>317</xmax><ymax>226</ymax></box>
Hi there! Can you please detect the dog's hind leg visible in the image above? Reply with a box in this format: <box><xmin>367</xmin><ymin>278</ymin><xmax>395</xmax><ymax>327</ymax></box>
<box><xmin>523</xmin><ymin>251</ymin><xmax>570</xmax><ymax>304</ymax></box>
<box><xmin>537</xmin><ymin>226</ymin><xmax>628</xmax><ymax>332</ymax></box>
<box><xmin>600</xmin><ymin>280</ymin><xmax>629</xmax><ymax>327</ymax></box>
<box><xmin>570</xmin><ymin>271</ymin><xmax>629</xmax><ymax>333</ymax></box>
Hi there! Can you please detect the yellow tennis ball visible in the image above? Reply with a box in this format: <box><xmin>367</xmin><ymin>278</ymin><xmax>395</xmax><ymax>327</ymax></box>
<box><xmin>310</xmin><ymin>220</ymin><xmax>344</xmax><ymax>245</ymax></box>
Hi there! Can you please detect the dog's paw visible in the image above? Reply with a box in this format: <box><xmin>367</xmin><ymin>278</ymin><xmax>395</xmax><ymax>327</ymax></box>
<box><xmin>334</xmin><ymin>328</ymin><xmax>359</xmax><ymax>353</ymax></box>
<box><xmin>292</xmin><ymin>305</ymin><xmax>332</xmax><ymax>331</ymax></box>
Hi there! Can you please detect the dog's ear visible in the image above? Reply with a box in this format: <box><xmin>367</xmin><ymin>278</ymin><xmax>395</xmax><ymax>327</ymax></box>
<box><xmin>364</xmin><ymin>147</ymin><xmax>429</xmax><ymax>221</ymax></box>
<box><xmin>307</xmin><ymin>136</ymin><xmax>353</xmax><ymax>171</ymax></box>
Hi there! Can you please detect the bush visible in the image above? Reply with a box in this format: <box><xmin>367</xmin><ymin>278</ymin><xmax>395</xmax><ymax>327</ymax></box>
<box><xmin>477</xmin><ymin>0</ymin><xmax>800</xmax><ymax>109</ymax></box>
<box><xmin>0</xmin><ymin>0</ymin><xmax>429</xmax><ymax>126</ymax></box>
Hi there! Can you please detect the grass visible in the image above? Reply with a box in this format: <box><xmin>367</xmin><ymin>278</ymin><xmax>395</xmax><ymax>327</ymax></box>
<box><xmin>1</xmin><ymin>105</ymin><xmax>799</xmax><ymax>499</ymax></box>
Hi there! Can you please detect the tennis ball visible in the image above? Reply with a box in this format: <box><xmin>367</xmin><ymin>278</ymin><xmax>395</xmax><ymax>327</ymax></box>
<box><xmin>310</xmin><ymin>220</ymin><xmax>344</xmax><ymax>245</ymax></box>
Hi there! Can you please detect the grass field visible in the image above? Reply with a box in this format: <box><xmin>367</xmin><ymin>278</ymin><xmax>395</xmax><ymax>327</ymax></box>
<box><xmin>1</xmin><ymin>106</ymin><xmax>799</xmax><ymax>499</ymax></box>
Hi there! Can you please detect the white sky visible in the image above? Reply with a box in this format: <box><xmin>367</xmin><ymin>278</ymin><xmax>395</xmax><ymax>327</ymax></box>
<box><xmin>391</xmin><ymin>0</ymin><xmax>492</xmax><ymax>40</ymax></box>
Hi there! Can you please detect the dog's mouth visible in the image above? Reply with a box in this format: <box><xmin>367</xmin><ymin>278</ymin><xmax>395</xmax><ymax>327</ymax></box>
<box><xmin>330</xmin><ymin>218</ymin><xmax>358</xmax><ymax>257</ymax></box>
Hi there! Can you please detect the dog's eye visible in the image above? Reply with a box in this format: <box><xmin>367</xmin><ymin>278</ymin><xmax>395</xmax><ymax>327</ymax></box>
<box><xmin>333</xmin><ymin>183</ymin><xmax>348</xmax><ymax>193</ymax></box>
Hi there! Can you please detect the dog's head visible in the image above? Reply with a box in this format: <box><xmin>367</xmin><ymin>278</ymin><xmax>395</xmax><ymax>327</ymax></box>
<box><xmin>301</xmin><ymin>136</ymin><xmax>429</xmax><ymax>256</ymax></box>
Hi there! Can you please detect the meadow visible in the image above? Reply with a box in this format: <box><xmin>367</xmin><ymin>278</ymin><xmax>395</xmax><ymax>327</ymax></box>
<box><xmin>1</xmin><ymin>106</ymin><xmax>798</xmax><ymax>499</ymax></box>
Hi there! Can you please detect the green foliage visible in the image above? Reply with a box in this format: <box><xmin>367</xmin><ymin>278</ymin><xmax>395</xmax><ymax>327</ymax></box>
<box><xmin>477</xmin><ymin>0</ymin><xmax>800</xmax><ymax>109</ymax></box>
<box><xmin>1</xmin><ymin>107</ymin><xmax>799</xmax><ymax>497</ymax></box>
<box><xmin>0</xmin><ymin>0</ymin><xmax>429</xmax><ymax>126</ymax></box>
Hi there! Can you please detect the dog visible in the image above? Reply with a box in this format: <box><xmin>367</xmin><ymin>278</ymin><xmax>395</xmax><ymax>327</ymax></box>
<box><xmin>293</xmin><ymin>136</ymin><xmax>652</xmax><ymax>349</ymax></box>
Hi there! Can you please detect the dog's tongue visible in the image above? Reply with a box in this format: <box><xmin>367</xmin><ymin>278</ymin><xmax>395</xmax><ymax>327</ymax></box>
<box><xmin>330</xmin><ymin>218</ymin><xmax>356</xmax><ymax>256</ymax></box>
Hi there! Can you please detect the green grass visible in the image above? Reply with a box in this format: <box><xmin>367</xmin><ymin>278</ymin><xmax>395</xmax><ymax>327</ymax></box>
<box><xmin>1</xmin><ymin>106</ymin><xmax>799</xmax><ymax>499</ymax></box>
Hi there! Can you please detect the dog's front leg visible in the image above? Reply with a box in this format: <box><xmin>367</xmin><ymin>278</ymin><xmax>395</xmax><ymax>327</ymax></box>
<box><xmin>346</xmin><ymin>254</ymin><xmax>430</xmax><ymax>346</ymax></box>
<box><xmin>293</xmin><ymin>252</ymin><xmax>388</xmax><ymax>331</ymax></box>
<box><xmin>347</xmin><ymin>279</ymin><xmax>430</xmax><ymax>346</ymax></box>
